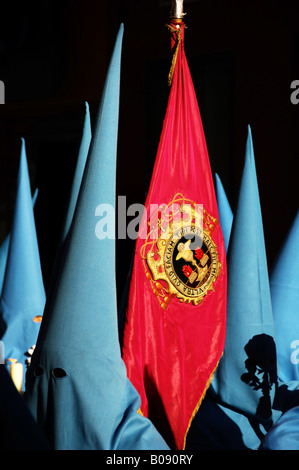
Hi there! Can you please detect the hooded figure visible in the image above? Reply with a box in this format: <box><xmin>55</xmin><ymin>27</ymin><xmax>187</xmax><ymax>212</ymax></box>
<box><xmin>270</xmin><ymin>210</ymin><xmax>299</xmax><ymax>383</ymax></box>
<box><xmin>186</xmin><ymin>126</ymin><xmax>282</xmax><ymax>450</ymax></box>
<box><xmin>0</xmin><ymin>142</ymin><xmax>45</xmax><ymax>389</ymax></box>
<box><xmin>24</xmin><ymin>24</ymin><xmax>169</xmax><ymax>451</ymax></box>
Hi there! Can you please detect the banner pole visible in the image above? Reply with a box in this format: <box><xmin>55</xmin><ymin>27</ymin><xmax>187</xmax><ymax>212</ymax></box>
<box><xmin>170</xmin><ymin>0</ymin><xmax>185</xmax><ymax>21</ymax></box>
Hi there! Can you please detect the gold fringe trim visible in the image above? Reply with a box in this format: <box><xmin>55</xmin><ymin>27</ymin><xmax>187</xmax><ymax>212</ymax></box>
<box><xmin>166</xmin><ymin>23</ymin><xmax>184</xmax><ymax>87</ymax></box>
<box><xmin>135</xmin><ymin>353</ymin><xmax>223</xmax><ymax>449</ymax></box>
<box><xmin>182</xmin><ymin>353</ymin><xmax>223</xmax><ymax>450</ymax></box>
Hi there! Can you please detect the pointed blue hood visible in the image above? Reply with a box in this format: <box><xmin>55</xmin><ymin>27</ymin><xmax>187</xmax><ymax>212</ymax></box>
<box><xmin>0</xmin><ymin>236</ymin><xmax>10</xmax><ymax>296</ymax></box>
<box><xmin>60</xmin><ymin>101</ymin><xmax>91</xmax><ymax>244</ymax></box>
<box><xmin>211</xmin><ymin>126</ymin><xmax>277</xmax><ymax>446</ymax></box>
<box><xmin>215</xmin><ymin>173</ymin><xmax>233</xmax><ymax>253</ymax></box>
<box><xmin>270</xmin><ymin>210</ymin><xmax>299</xmax><ymax>382</ymax></box>
<box><xmin>186</xmin><ymin>128</ymin><xmax>299</xmax><ymax>451</ymax></box>
<box><xmin>0</xmin><ymin>188</ymin><xmax>38</xmax><ymax>295</ymax></box>
<box><xmin>0</xmin><ymin>141</ymin><xmax>45</xmax><ymax>387</ymax></box>
<box><xmin>24</xmin><ymin>24</ymin><xmax>168</xmax><ymax>451</ymax></box>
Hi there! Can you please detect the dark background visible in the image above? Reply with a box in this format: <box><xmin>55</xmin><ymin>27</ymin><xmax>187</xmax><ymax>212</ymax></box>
<box><xmin>0</xmin><ymin>0</ymin><xmax>298</xmax><ymax>304</ymax></box>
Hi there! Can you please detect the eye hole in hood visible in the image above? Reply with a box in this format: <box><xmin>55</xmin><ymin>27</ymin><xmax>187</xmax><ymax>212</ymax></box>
<box><xmin>34</xmin><ymin>366</ymin><xmax>44</xmax><ymax>377</ymax></box>
<box><xmin>52</xmin><ymin>368</ymin><xmax>67</xmax><ymax>379</ymax></box>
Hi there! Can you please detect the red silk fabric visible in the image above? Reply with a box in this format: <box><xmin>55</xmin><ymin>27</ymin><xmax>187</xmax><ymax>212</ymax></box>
<box><xmin>121</xmin><ymin>21</ymin><xmax>227</xmax><ymax>450</ymax></box>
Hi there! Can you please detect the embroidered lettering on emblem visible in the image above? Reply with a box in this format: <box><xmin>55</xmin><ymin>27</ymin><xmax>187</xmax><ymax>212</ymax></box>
<box><xmin>141</xmin><ymin>194</ymin><xmax>221</xmax><ymax>309</ymax></box>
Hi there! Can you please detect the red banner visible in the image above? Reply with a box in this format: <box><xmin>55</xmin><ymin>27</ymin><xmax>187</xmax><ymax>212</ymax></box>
<box><xmin>122</xmin><ymin>21</ymin><xmax>227</xmax><ymax>450</ymax></box>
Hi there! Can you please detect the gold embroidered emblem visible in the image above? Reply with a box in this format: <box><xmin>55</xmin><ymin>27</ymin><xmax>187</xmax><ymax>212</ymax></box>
<box><xmin>141</xmin><ymin>194</ymin><xmax>221</xmax><ymax>310</ymax></box>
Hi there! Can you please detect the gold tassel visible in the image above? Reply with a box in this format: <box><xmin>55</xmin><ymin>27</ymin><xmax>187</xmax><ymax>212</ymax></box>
<box><xmin>166</xmin><ymin>23</ymin><xmax>183</xmax><ymax>87</ymax></box>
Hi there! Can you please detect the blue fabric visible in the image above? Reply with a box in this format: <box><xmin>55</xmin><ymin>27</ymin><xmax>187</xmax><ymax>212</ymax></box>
<box><xmin>0</xmin><ymin>142</ymin><xmax>45</xmax><ymax>389</ymax></box>
<box><xmin>0</xmin><ymin>235</ymin><xmax>10</xmax><ymax>296</ymax></box>
<box><xmin>260</xmin><ymin>406</ymin><xmax>299</xmax><ymax>450</ymax></box>
<box><xmin>270</xmin><ymin>211</ymin><xmax>299</xmax><ymax>383</ymax></box>
<box><xmin>215</xmin><ymin>173</ymin><xmax>233</xmax><ymax>253</ymax></box>
<box><xmin>24</xmin><ymin>24</ymin><xmax>169</xmax><ymax>450</ymax></box>
<box><xmin>186</xmin><ymin>128</ymin><xmax>299</xmax><ymax>450</ymax></box>
<box><xmin>44</xmin><ymin>102</ymin><xmax>92</xmax><ymax>303</ymax></box>
<box><xmin>186</xmin><ymin>380</ymin><xmax>299</xmax><ymax>450</ymax></box>
<box><xmin>0</xmin><ymin>188</ymin><xmax>38</xmax><ymax>295</ymax></box>
<box><xmin>60</xmin><ymin>101</ymin><xmax>91</xmax><ymax>244</ymax></box>
<box><xmin>209</xmin><ymin>126</ymin><xmax>280</xmax><ymax>448</ymax></box>
<box><xmin>186</xmin><ymin>391</ymin><xmax>274</xmax><ymax>450</ymax></box>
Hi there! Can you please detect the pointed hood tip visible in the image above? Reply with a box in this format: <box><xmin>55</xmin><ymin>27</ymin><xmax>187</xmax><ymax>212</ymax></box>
<box><xmin>30</xmin><ymin>23</ymin><xmax>124</xmax><ymax>356</ymax></box>
<box><xmin>20</xmin><ymin>137</ymin><xmax>26</xmax><ymax>151</ymax></box>
<box><xmin>246</xmin><ymin>125</ymin><xmax>253</xmax><ymax>144</ymax></box>
<box><xmin>19</xmin><ymin>139</ymin><xmax>28</xmax><ymax>166</ymax></box>
<box><xmin>245</xmin><ymin>126</ymin><xmax>256</xmax><ymax>167</ymax></box>
<box><xmin>215</xmin><ymin>173</ymin><xmax>228</xmax><ymax>197</ymax></box>
<box><xmin>117</xmin><ymin>23</ymin><xmax>124</xmax><ymax>41</ymax></box>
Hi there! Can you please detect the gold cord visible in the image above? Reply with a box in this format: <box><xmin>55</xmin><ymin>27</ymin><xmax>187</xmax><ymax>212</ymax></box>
<box><xmin>166</xmin><ymin>23</ymin><xmax>183</xmax><ymax>86</ymax></box>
